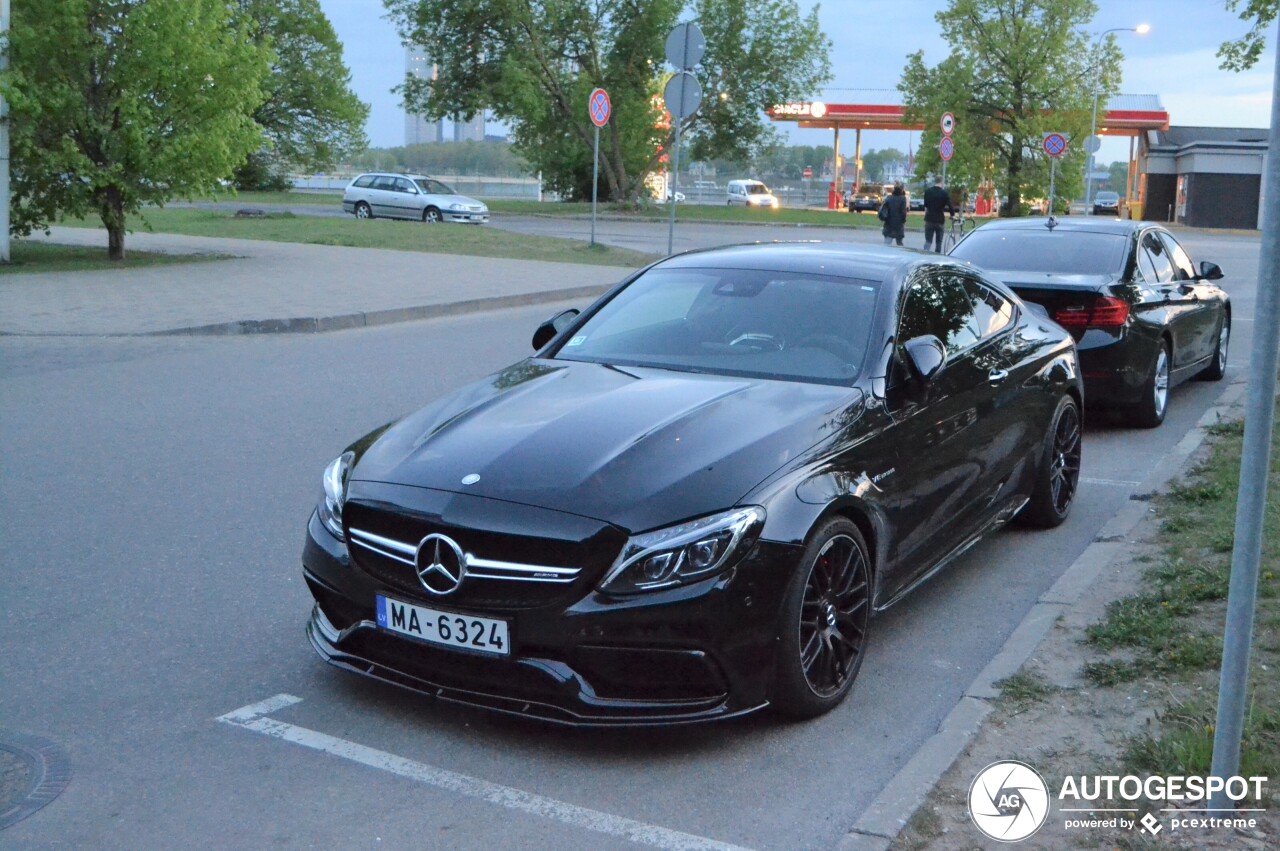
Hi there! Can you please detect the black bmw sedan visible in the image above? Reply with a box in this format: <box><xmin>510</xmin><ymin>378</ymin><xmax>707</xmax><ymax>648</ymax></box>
<box><xmin>950</xmin><ymin>218</ymin><xmax>1230</xmax><ymax>427</ymax></box>
<box><xmin>302</xmin><ymin>243</ymin><xmax>1083</xmax><ymax>725</ymax></box>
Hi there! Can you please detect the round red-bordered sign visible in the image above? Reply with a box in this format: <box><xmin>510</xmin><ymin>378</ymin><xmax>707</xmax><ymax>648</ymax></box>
<box><xmin>940</xmin><ymin>112</ymin><xmax>955</xmax><ymax>135</ymax></box>
<box><xmin>1043</xmin><ymin>132</ymin><xmax>1067</xmax><ymax>158</ymax></box>
<box><xmin>939</xmin><ymin>136</ymin><xmax>954</xmax><ymax>161</ymax></box>
<box><xmin>589</xmin><ymin>88</ymin><xmax>611</xmax><ymax>128</ymax></box>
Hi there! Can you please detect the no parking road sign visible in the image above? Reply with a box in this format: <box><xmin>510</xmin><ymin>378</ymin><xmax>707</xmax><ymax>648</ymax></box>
<box><xmin>589</xmin><ymin>88</ymin><xmax>611</xmax><ymax>127</ymax></box>
<box><xmin>939</xmin><ymin>136</ymin><xmax>954</xmax><ymax>161</ymax></box>
<box><xmin>1043</xmin><ymin>132</ymin><xmax>1067</xmax><ymax>158</ymax></box>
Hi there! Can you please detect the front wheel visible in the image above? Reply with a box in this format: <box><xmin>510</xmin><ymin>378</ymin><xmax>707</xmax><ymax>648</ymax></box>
<box><xmin>353</xmin><ymin>202</ymin><xmax>372</xmax><ymax>220</ymax></box>
<box><xmin>772</xmin><ymin>518</ymin><xmax>872</xmax><ymax>719</ymax></box>
<box><xmin>423</xmin><ymin>207</ymin><xmax>442</xmax><ymax>223</ymax></box>
<box><xmin>1018</xmin><ymin>395</ymin><xmax>1082</xmax><ymax>528</ymax></box>
<box><xmin>1129</xmin><ymin>341</ymin><xmax>1171</xmax><ymax>428</ymax></box>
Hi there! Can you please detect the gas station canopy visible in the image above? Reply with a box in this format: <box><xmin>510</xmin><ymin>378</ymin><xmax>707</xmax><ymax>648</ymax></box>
<box><xmin>767</xmin><ymin>90</ymin><xmax>1168</xmax><ymax>135</ymax></box>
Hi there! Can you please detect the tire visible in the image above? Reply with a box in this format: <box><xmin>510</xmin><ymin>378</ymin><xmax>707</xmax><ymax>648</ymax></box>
<box><xmin>772</xmin><ymin>518</ymin><xmax>872</xmax><ymax>719</ymax></box>
<box><xmin>1129</xmin><ymin>340</ymin><xmax>1171</xmax><ymax>428</ymax></box>
<box><xmin>423</xmin><ymin>206</ymin><xmax>442</xmax><ymax>223</ymax></box>
<box><xmin>1197</xmin><ymin>318</ymin><xmax>1229</xmax><ymax>381</ymax></box>
<box><xmin>1018</xmin><ymin>395</ymin><xmax>1082</xmax><ymax>528</ymax></box>
<box><xmin>354</xmin><ymin>202</ymin><xmax>372</xmax><ymax>220</ymax></box>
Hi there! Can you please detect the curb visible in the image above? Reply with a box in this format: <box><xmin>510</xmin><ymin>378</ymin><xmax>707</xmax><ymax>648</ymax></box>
<box><xmin>0</xmin><ymin>284</ymin><xmax>610</xmax><ymax>339</ymax></box>
<box><xmin>834</xmin><ymin>378</ymin><xmax>1249</xmax><ymax>851</ymax></box>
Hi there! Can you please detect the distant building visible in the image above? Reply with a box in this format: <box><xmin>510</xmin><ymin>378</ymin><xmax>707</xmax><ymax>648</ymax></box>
<box><xmin>404</xmin><ymin>46</ymin><xmax>444</xmax><ymax>146</ymax></box>
<box><xmin>1139</xmin><ymin>126</ymin><xmax>1267</xmax><ymax>229</ymax></box>
<box><xmin>452</xmin><ymin>112</ymin><xmax>485</xmax><ymax>143</ymax></box>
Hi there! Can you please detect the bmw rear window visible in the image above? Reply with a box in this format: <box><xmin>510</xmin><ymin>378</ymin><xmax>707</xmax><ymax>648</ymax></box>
<box><xmin>951</xmin><ymin>230</ymin><xmax>1128</xmax><ymax>276</ymax></box>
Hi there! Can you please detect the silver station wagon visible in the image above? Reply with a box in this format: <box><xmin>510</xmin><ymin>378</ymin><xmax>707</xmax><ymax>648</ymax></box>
<box><xmin>342</xmin><ymin>172</ymin><xmax>490</xmax><ymax>224</ymax></box>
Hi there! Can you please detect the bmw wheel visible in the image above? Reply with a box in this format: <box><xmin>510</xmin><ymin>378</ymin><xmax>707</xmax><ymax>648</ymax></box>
<box><xmin>1130</xmin><ymin>341</ymin><xmax>1171</xmax><ymax>428</ymax></box>
<box><xmin>423</xmin><ymin>207</ymin><xmax>443</xmax><ymax>223</ymax></box>
<box><xmin>1019</xmin><ymin>395</ymin><xmax>1082</xmax><ymax>528</ymax></box>
<box><xmin>1197</xmin><ymin>319</ymin><xmax>1229</xmax><ymax>381</ymax></box>
<box><xmin>354</xmin><ymin>202</ymin><xmax>372</xmax><ymax>220</ymax></box>
<box><xmin>772</xmin><ymin>518</ymin><xmax>871</xmax><ymax>718</ymax></box>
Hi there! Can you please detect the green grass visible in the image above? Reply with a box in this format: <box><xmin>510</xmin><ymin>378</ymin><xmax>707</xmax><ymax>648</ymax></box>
<box><xmin>995</xmin><ymin>670</ymin><xmax>1058</xmax><ymax>709</ymax></box>
<box><xmin>60</xmin><ymin>208</ymin><xmax>660</xmax><ymax>268</ymax></box>
<box><xmin>1</xmin><ymin>240</ymin><xmax>231</xmax><ymax>274</ymax></box>
<box><xmin>209</xmin><ymin>190</ymin><xmax>342</xmax><ymax>207</ymax></box>
<box><xmin>486</xmin><ymin>198</ymin><xmax>892</xmax><ymax>228</ymax></box>
<box><xmin>1082</xmin><ymin>401</ymin><xmax>1280</xmax><ymax>787</ymax></box>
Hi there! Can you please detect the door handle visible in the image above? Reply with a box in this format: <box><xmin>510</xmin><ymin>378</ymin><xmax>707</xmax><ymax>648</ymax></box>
<box><xmin>988</xmin><ymin>369</ymin><xmax>1009</xmax><ymax>385</ymax></box>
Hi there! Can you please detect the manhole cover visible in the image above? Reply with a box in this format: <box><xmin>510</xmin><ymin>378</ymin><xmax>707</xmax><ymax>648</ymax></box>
<box><xmin>0</xmin><ymin>732</ymin><xmax>71</xmax><ymax>830</ymax></box>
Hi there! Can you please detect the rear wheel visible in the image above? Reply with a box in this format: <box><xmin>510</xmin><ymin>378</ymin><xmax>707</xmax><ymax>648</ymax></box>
<box><xmin>354</xmin><ymin>202</ymin><xmax>372</xmax><ymax>220</ymax></box>
<box><xmin>1019</xmin><ymin>395</ymin><xmax>1082</xmax><ymax>528</ymax></box>
<box><xmin>1129</xmin><ymin>341</ymin><xmax>1171</xmax><ymax>428</ymax></box>
<box><xmin>423</xmin><ymin>206</ymin><xmax>442</xmax><ymax>223</ymax></box>
<box><xmin>772</xmin><ymin>518</ymin><xmax>872</xmax><ymax>719</ymax></box>
<box><xmin>1197</xmin><ymin>319</ymin><xmax>1229</xmax><ymax>381</ymax></box>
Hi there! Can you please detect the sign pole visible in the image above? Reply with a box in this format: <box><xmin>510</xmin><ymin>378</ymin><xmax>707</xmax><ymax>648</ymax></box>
<box><xmin>667</xmin><ymin>119</ymin><xmax>681</xmax><ymax>255</ymax></box>
<box><xmin>662</xmin><ymin>23</ymin><xmax>705</xmax><ymax>256</ymax></box>
<box><xmin>1047</xmin><ymin>157</ymin><xmax>1057</xmax><ymax>220</ymax></box>
<box><xmin>591</xmin><ymin>124</ymin><xmax>599</xmax><ymax>247</ymax></box>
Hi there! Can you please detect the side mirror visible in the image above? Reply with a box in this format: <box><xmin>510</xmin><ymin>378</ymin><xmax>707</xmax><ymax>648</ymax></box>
<box><xmin>902</xmin><ymin>335</ymin><xmax>947</xmax><ymax>383</ymax></box>
<box><xmin>532</xmin><ymin>308</ymin><xmax>580</xmax><ymax>351</ymax></box>
<box><xmin>1198</xmin><ymin>260</ymin><xmax>1224</xmax><ymax>281</ymax></box>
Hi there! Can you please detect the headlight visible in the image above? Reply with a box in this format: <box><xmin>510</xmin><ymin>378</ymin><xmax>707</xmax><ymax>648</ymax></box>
<box><xmin>449</xmin><ymin>202</ymin><xmax>466</xmax><ymax>211</ymax></box>
<box><xmin>317</xmin><ymin>451</ymin><xmax>355</xmax><ymax>539</ymax></box>
<box><xmin>598</xmin><ymin>507</ymin><xmax>765</xmax><ymax>594</ymax></box>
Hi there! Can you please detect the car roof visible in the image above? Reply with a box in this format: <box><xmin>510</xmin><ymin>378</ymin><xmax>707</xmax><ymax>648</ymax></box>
<box><xmin>357</xmin><ymin>172</ymin><xmax>431</xmax><ymax>180</ymax></box>
<box><xmin>970</xmin><ymin>217</ymin><xmax>1148</xmax><ymax>236</ymax></box>
<box><xmin>657</xmin><ymin>241</ymin><xmax>964</xmax><ymax>286</ymax></box>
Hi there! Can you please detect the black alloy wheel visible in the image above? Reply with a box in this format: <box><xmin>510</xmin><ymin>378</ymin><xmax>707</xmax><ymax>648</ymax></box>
<box><xmin>1019</xmin><ymin>395</ymin><xmax>1082</xmax><ymax>528</ymax></box>
<box><xmin>1197</xmin><ymin>320</ymin><xmax>1229</xmax><ymax>381</ymax></box>
<box><xmin>354</xmin><ymin>202</ymin><xmax>372</xmax><ymax>220</ymax></box>
<box><xmin>1130</xmin><ymin>341</ymin><xmax>1171</xmax><ymax>428</ymax></box>
<box><xmin>773</xmin><ymin>518</ymin><xmax>872</xmax><ymax>718</ymax></box>
<box><xmin>423</xmin><ymin>206</ymin><xmax>443</xmax><ymax>223</ymax></box>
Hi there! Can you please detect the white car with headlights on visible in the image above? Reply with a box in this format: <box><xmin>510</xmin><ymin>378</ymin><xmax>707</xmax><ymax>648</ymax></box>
<box><xmin>342</xmin><ymin>172</ymin><xmax>490</xmax><ymax>224</ymax></box>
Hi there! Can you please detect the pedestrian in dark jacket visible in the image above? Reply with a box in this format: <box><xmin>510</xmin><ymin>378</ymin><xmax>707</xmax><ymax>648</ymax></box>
<box><xmin>922</xmin><ymin>177</ymin><xmax>955</xmax><ymax>252</ymax></box>
<box><xmin>880</xmin><ymin>182</ymin><xmax>907</xmax><ymax>246</ymax></box>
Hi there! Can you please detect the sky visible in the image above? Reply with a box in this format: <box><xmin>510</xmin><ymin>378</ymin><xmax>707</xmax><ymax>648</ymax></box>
<box><xmin>317</xmin><ymin>0</ymin><xmax>1275</xmax><ymax>168</ymax></box>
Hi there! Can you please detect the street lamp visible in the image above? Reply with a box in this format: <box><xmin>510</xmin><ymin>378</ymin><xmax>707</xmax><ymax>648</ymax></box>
<box><xmin>1083</xmin><ymin>24</ymin><xmax>1150</xmax><ymax>211</ymax></box>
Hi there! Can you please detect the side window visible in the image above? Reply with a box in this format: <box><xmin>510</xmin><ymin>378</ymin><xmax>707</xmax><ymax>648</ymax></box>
<box><xmin>393</xmin><ymin>178</ymin><xmax>415</xmax><ymax>194</ymax></box>
<box><xmin>1158</xmin><ymin>232</ymin><xmax>1196</xmax><ymax>281</ymax></box>
<box><xmin>898</xmin><ymin>271</ymin><xmax>981</xmax><ymax>355</ymax></box>
<box><xmin>964</xmin><ymin>277</ymin><xmax>1014</xmax><ymax>339</ymax></box>
<box><xmin>1140</xmin><ymin>232</ymin><xmax>1175</xmax><ymax>283</ymax></box>
<box><xmin>352</xmin><ymin>175</ymin><xmax>375</xmax><ymax>188</ymax></box>
<box><xmin>371</xmin><ymin>176</ymin><xmax>398</xmax><ymax>191</ymax></box>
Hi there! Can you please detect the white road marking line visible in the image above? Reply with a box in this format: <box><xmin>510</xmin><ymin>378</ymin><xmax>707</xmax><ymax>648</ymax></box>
<box><xmin>218</xmin><ymin>694</ymin><xmax>753</xmax><ymax>851</ymax></box>
<box><xmin>1080</xmin><ymin>477</ymin><xmax>1142</xmax><ymax>487</ymax></box>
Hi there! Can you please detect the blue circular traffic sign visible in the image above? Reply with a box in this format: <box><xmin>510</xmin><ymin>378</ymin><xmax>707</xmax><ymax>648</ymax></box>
<box><xmin>1043</xmin><ymin>132</ymin><xmax>1067</xmax><ymax>158</ymax></box>
<box><xmin>589</xmin><ymin>89</ymin><xmax>611</xmax><ymax>128</ymax></box>
<box><xmin>939</xmin><ymin>136</ymin><xmax>954</xmax><ymax>161</ymax></box>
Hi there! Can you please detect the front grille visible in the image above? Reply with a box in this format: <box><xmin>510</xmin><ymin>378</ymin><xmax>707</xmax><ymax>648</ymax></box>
<box><xmin>342</xmin><ymin>497</ymin><xmax>622</xmax><ymax>611</ymax></box>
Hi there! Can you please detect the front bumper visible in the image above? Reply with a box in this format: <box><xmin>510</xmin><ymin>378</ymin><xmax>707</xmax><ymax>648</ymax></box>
<box><xmin>442</xmin><ymin>211</ymin><xmax>489</xmax><ymax>224</ymax></box>
<box><xmin>301</xmin><ymin>511</ymin><xmax>800</xmax><ymax>726</ymax></box>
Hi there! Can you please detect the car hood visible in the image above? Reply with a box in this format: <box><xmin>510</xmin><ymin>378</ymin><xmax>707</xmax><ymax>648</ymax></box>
<box><xmin>351</xmin><ymin>360</ymin><xmax>859</xmax><ymax>532</ymax></box>
<box><xmin>426</xmin><ymin>193</ymin><xmax>486</xmax><ymax>208</ymax></box>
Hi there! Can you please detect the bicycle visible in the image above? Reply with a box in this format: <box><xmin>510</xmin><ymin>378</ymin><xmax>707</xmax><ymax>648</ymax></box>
<box><xmin>943</xmin><ymin>213</ymin><xmax>976</xmax><ymax>252</ymax></box>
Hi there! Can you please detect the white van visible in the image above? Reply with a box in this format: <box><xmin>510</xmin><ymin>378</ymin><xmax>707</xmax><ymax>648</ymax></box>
<box><xmin>726</xmin><ymin>179</ymin><xmax>778</xmax><ymax>208</ymax></box>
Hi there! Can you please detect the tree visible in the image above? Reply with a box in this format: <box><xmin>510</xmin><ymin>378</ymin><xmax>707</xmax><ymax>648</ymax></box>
<box><xmin>1107</xmin><ymin>160</ymin><xmax>1129</xmax><ymax>193</ymax></box>
<box><xmin>1218</xmin><ymin>0</ymin><xmax>1278</xmax><ymax>71</ymax></box>
<box><xmin>233</xmin><ymin>0</ymin><xmax>370</xmax><ymax>189</ymax></box>
<box><xmin>899</xmin><ymin>0</ymin><xmax>1122</xmax><ymax>215</ymax></box>
<box><xmin>382</xmin><ymin>0</ymin><xmax>829</xmax><ymax>202</ymax></box>
<box><xmin>2</xmin><ymin>0</ymin><xmax>268</xmax><ymax>259</ymax></box>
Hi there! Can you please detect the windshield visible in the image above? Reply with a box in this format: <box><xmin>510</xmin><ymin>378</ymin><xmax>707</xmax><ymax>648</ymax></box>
<box><xmin>951</xmin><ymin>230</ymin><xmax>1129</xmax><ymax>276</ymax></box>
<box><xmin>553</xmin><ymin>267</ymin><xmax>880</xmax><ymax>385</ymax></box>
<box><xmin>414</xmin><ymin>178</ymin><xmax>457</xmax><ymax>195</ymax></box>
<box><xmin>746</xmin><ymin>183</ymin><xmax>771</xmax><ymax>195</ymax></box>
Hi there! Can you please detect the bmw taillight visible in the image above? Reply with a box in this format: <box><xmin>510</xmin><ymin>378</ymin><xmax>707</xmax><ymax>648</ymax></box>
<box><xmin>1053</xmin><ymin>296</ymin><xmax>1130</xmax><ymax>329</ymax></box>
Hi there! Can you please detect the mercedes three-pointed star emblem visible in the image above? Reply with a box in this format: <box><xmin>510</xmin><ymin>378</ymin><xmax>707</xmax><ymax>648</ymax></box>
<box><xmin>414</xmin><ymin>533</ymin><xmax>467</xmax><ymax>595</ymax></box>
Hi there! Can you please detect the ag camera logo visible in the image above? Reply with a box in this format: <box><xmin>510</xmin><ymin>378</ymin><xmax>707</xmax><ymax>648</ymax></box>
<box><xmin>968</xmin><ymin>761</ymin><xmax>1051</xmax><ymax>842</ymax></box>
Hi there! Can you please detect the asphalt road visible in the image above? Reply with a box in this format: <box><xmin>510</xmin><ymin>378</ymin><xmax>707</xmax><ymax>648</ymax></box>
<box><xmin>0</xmin><ymin>230</ymin><xmax>1260</xmax><ymax>850</ymax></box>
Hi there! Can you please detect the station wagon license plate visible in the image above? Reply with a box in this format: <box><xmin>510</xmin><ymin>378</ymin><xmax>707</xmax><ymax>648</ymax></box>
<box><xmin>376</xmin><ymin>595</ymin><xmax>510</xmax><ymax>656</ymax></box>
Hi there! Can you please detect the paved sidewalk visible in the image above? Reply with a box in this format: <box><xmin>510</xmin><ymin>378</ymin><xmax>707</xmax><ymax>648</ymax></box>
<box><xmin>1</xmin><ymin>228</ymin><xmax>629</xmax><ymax>336</ymax></box>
